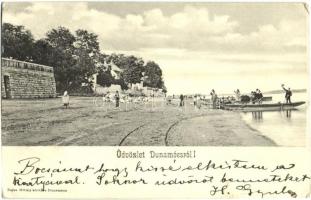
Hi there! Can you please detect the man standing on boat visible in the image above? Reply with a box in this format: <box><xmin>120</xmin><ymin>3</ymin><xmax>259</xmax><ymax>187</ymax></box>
<box><xmin>281</xmin><ymin>84</ymin><xmax>292</xmax><ymax>104</ymax></box>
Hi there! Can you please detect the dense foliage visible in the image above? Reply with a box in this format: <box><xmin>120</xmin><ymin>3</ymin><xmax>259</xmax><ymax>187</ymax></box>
<box><xmin>2</xmin><ymin>23</ymin><xmax>34</xmax><ymax>61</ymax></box>
<box><xmin>2</xmin><ymin>23</ymin><xmax>166</xmax><ymax>93</ymax></box>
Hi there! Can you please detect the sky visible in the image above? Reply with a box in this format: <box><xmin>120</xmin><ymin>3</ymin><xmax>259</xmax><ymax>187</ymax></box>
<box><xmin>2</xmin><ymin>2</ymin><xmax>309</xmax><ymax>94</ymax></box>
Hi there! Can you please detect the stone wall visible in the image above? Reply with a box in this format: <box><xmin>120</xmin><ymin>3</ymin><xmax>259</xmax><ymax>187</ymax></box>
<box><xmin>1</xmin><ymin>58</ymin><xmax>56</xmax><ymax>99</ymax></box>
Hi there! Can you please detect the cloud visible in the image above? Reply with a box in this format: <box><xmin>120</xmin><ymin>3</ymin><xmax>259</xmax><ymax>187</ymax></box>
<box><xmin>3</xmin><ymin>3</ymin><xmax>240</xmax><ymax>51</ymax></box>
<box><xmin>3</xmin><ymin>2</ymin><xmax>306</xmax><ymax>53</ymax></box>
<box><xmin>3</xmin><ymin>2</ymin><xmax>308</xmax><ymax>94</ymax></box>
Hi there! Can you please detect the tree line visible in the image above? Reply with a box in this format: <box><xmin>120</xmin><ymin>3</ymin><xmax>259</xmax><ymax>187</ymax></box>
<box><xmin>2</xmin><ymin>23</ymin><xmax>167</xmax><ymax>93</ymax></box>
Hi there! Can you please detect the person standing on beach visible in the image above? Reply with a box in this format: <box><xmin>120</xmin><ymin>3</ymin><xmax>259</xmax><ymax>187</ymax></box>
<box><xmin>255</xmin><ymin>89</ymin><xmax>263</xmax><ymax>104</ymax></box>
<box><xmin>234</xmin><ymin>89</ymin><xmax>241</xmax><ymax>102</ymax></box>
<box><xmin>250</xmin><ymin>91</ymin><xmax>256</xmax><ymax>104</ymax></box>
<box><xmin>115</xmin><ymin>91</ymin><xmax>120</xmax><ymax>107</ymax></box>
<box><xmin>180</xmin><ymin>94</ymin><xmax>184</xmax><ymax>107</ymax></box>
<box><xmin>210</xmin><ymin>89</ymin><xmax>217</xmax><ymax>109</ymax></box>
<box><xmin>196</xmin><ymin>95</ymin><xmax>201</xmax><ymax>109</ymax></box>
<box><xmin>193</xmin><ymin>95</ymin><xmax>197</xmax><ymax>108</ymax></box>
<box><xmin>62</xmin><ymin>91</ymin><xmax>70</xmax><ymax>109</ymax></box>
<box><xmin>281</xmin><ymin>84</ymin><xmax>292</xmax><ymax>104</ymax></box>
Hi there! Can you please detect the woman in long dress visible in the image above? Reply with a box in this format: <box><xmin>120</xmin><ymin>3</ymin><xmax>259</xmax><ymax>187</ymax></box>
<box><xmin>62</xmin><ymin>91</ymin><xmax>70</xmax><ymax>109</ymax></box>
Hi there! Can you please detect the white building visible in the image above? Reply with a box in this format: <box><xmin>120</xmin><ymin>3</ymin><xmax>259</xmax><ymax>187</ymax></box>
<box><xmin>92</xmin><ymin>61</ymin><xmax>123</xmax><ymax>94</ymax></box>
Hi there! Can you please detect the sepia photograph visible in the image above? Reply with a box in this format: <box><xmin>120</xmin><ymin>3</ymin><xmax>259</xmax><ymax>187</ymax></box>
<box><xmin>1</xmin><ymin>2</ymin><xmax>309</xmax><ymax>147</ymax></box>
<box><xmin>1</xmin><ymin>2</ymin><xmax>311</xmax><ymax>199</ymax></box>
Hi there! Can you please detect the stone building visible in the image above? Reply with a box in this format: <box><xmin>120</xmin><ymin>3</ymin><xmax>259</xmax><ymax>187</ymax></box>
<box><xmin>1</xmin><ymin>58</ymin><xmax>56</xmax><ymax>99</ymax></box>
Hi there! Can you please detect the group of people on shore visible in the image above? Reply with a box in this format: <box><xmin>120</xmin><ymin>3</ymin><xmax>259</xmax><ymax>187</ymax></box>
<box><xmin>232</xmin><ymin>85</ymin><xmax>292</xmax><ymax>104</ymax></box>
<box><xmin>61</xmin><ymin>84</ymin><xmax>293</xmax><ymax>109</ymax></box>
<box><xmin>178</xmin><ymin>89</ymin><xmax>218</xmax><ymax>109</ymax></box>
<box><xmin>176</xmin><ymin>84</ymin><xmax>293</xmax><ymax>110</ymax></box>
<box><xmin>233</xmin><ymin>88</ymin><xmax>263</xmax><ymax>104</ymax></box>
<box><xmin>250</xmin><ymin>89</ymin><xmax>263</xmax><ymax>104</ymax></box>
<box><xmin>101</xmin><ymin>91</ymin><xmax>120</xmax><ymax>107</ymax></box>
<box><xmin>62</xmin><ymin>90</ymin><xmax>121</xmax><ymax>109</ymax></box>
<box><xmin>62</xmin><ymin>90</ymin><xmax>156</xmax><ymax>109</ymax></box>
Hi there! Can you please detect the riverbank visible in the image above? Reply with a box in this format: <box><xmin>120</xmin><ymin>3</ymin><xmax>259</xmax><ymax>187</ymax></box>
<box><xmin>2</xmin><ymin>97</ymin><xmax>276</xmax><ymax>146</ymax></box>
<box><xmin>240</xmin><ymin>109</ymin><xmax>307</xmax><ymax>147</ymax></box>
<box><xmin>166</xmin><ymin>110</ymin><xmax>276</xmax><ymax>146</ymax></box>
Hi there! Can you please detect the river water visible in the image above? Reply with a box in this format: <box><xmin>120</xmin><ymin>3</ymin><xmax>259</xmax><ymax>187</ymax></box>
<box><xmin>241</xmin><ymin>92</ymin><xmax>309</xmax><ymax>147</ymax></box>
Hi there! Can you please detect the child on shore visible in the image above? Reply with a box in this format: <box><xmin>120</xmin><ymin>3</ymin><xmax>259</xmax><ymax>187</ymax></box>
<box><xmin>62</xmin><ymin>91</ymin><xmax>70</xmax><ymax>109</ymax></box>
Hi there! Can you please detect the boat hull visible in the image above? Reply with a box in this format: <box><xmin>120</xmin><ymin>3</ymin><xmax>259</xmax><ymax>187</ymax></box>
<box><xmin>221</xmin><ymin>101</ymin><xmax>306</xmax><ymax>111</ymax></box>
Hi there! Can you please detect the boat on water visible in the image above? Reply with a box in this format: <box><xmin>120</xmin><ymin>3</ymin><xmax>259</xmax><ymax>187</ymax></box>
<box><xmin>220</xmin><ymin>101</ymin><xmax>306</xmax><ymax>111</ymax></box>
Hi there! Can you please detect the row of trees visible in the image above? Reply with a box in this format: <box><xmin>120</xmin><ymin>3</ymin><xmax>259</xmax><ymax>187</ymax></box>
<box><xmin>2</xmin><ymin>23</ymin><xmax>166</xmax><ymax>93</ymax></box>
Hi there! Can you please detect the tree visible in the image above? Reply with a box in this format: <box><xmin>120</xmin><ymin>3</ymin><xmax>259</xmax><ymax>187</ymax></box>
<box><xmin>45</xmin><ymin>26</ymin><xmax>76</xmax><ymax>92</ymax></box>
<box><xmin>2</xmin><ymin>23</ymin><xmax>34</xmax><ymax>61</ymax></box>
<box><xmin>74</xmin><ymin>29</ymin><xmax>99</xmax><ymax>55</ymax></box>
<box><xmin>71</xmin><ymin>29</ymin><xmax>100</xmax><ymax>89</ymax></box>
<box><xmin>106</xmin><ymin>53</ymin><xmax>129</xmax><ymax>69</ymax></box>
<box><xmin>32</xmin><ymin>39</ymin><xmax>54</xmax><ymax>66</ymax></box>
<box><xmin>43</xmin><ymin>27</ymin><xmax>100</xmax><ymax>92</ymax></box>
<box><xmin>114</xmin><ymin>78</ymin><xmax>128</xmax><ymax>90</ymax></box>
<box><xmin>116</xmin><ymin>55</ymin><xmax>144</xmax><ymax>85</ymax></box>
<box><xmin>162</xmin><ymin>85</ymin><xmax>168</xmax><ymax>94</ymax></box>
<box><xmin>46</xmin><ymin>27</ymin><xmax>75</xmax><ymax>50</ymax></box>
<box><xmin>1</xmin><ymin>23</ymin><xmax>167</xmax><ymax>94</ymax></box>
<box><xmin>96</xmin><ymin>68</ymin><xmax>115</xmax><ymax>87</ymax></box>
<box><xmin>105</xmin><ymin>54</ymin><xmax>166</xmax><ymax>90</ymax></box>
<box><xmin>143</xmin><ymin>61</ymin><xmax>164</xmax><ymax>88</ymax></box>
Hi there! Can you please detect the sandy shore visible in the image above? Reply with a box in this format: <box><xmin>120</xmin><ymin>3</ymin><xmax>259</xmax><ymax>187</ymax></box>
<box><xmin>1</xmin><ymin>97</ymin><xmax>276</xmax><ymax>146</ymax></box>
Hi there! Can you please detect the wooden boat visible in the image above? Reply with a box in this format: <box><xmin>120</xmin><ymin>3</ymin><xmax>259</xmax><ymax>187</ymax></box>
<box><xmin>220</xmin><ymin>101</ymin><xmax>305</xmax><ymax>111</ymax></box>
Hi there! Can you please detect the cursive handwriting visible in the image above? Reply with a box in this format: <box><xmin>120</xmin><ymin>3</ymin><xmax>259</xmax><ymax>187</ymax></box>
<box><xmin>155</xmin><ymin>175</ymin><xmax>213</xmax><ymax>185</ymax></box>
<box><xmin>13</xmin><ymin>175</ymin><xmax>80</xmax><ymax>190</ymax></box>
<box><xmin>236</xmin><ymin>184</ymin><xmax>298</xmax><ymax>198</ymax></box>
<box><xmin>14</xmin><ymin>157</ymin><xmax>94</xmax><ymax>176</ymax></box>
<box><xmin>221</xmin><ymin>172</ymin><xmax>310</xmax><ymax>183</ymax></box>
<box><xmin>135</xmin><ymin>159</ymin><xmax>268</xmax><ymax>174</ymax></box>
<box><xmin>96</xmin><ymin>175</ymin><xmax>147</xmax><ymax>186</ymax></box>
<box><xmin>94</xmin><ymin>163</ymin><xmax>128</xmax><ymax>177</ymax></box>
<box><xmin>10</xmin><ymin>157</ymin><xmax>310</xmax><ymax>198</ymax></box>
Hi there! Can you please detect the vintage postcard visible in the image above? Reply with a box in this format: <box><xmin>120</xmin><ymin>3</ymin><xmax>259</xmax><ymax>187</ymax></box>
<box><xmin>1</xmin><ymin>1</ymin><xmax>310</xmax><ymax>199</ymax></box>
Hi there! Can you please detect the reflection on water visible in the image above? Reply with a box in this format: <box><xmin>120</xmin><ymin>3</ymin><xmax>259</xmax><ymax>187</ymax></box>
<box><xmin>251</xmin><ymin>111</ymin><xmax>263</xmax><ymax>121</ymax></box>
<box><xmin>286</xmin><ymin>110</ymin><xmax>292</xmax><ymax>118</ymax></box>
<box><xmin>251</xmin><ymin>109</ymin><xmax>293</xmax><ymax>121</ymax></box>
<box><xmin>242</xmin><ymin>108</ymin><xmax>307</xmax><ymax>147</ymax></box>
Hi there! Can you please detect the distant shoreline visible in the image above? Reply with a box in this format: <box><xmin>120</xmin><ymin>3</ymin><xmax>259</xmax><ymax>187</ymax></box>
<box><xmin>264</xmin><ymin>89</ymin><xmax>307</xmax><ymax>95</ymax></box>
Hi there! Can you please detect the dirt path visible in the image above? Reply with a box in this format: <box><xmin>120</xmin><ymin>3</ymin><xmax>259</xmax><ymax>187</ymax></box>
<box><xmin>1</xmin><ymin>97</ymin><xmax>276</xmax><ymax>146</ymax></box>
